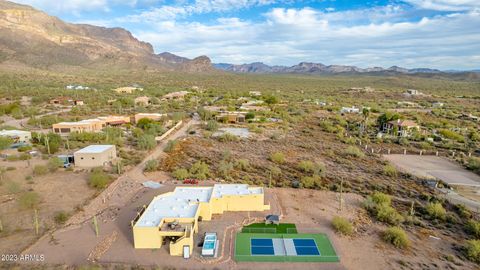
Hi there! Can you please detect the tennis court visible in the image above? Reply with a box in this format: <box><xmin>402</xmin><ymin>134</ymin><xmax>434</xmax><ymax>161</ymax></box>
<box><xmin>235</xmin><ymin>233</ymin><xmax>339</xmax><ymax>262</ymax></box>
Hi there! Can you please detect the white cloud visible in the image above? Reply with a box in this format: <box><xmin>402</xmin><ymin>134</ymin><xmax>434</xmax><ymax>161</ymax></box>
<box><xmin>133</xmin><ymin>7</ymin><xmax>480</xmax><ymax>69</ymax></box>
<box><xmin>403</xmin><ymin>0</ymin><xmax>480</xmax><ymax>11</ymax></box>
<box><xmin>11</xmin><ymin>0</ymin><xmax>110</xmax><ymax>14</ymax></box>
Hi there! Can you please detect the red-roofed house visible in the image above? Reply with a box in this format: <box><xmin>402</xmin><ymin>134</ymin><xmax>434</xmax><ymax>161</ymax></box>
<box><xmin>383</xmin><ymin>119</ymin><xmax>420</xmax><ymax>137</ymax></box>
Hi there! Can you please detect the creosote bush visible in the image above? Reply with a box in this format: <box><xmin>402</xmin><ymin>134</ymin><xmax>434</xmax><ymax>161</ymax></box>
<box><xmin>270</xmin><ymin>152</ymin><xmax>285</xmax><ymax>164</ymax></box>
<box><xmin>88</xmin><ymin>168</ymin><xmax>111</xmax><ymax>189</ymax></box>
<box><xmin>343</xmin><ymin>146</ymin><xmax>365</xmax><ymax>158</ymax></box>
<box><xmin>332</xmin><ymin>216</ymin><xmax>353</xmax><ymax>235</ymax></box>
<box><xmin>383</xmin><ymin>164</ymin><xmax>398</xmax><ymax>177</ymax></box>
<box><xmin>425</xmin><ymin>202</ymin><xmax>447</xmax><ymax>221</ymax></box>
<box><xmin>144</xmin><ymin>159</ymin><xmax>159</xmax><ymax>172</ymax></box>
<box><xmin>383</xmin><ymin>226</ymin><xmax>410</xmax><ymax>249</ymax></box>
<box><xmin>172</xmin><ymin>168</ymin><xmax>189</xmax><ymax>180</ymax></box>
<box><xmin>465</xmin><ymin>240</ymin><xmax>480</xmax><ymax>263</ymax></box>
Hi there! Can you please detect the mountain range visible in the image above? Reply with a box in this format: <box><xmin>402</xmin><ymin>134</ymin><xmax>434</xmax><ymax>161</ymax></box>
<box><xmin>213</xmin><ymin>62</ymin><xmax>478</xmax><ymax>75</ymax></box>
<box><xmin>0</xmin><ymin>0</ymin><xmax>213</xmax><ymax>72</ymax></box>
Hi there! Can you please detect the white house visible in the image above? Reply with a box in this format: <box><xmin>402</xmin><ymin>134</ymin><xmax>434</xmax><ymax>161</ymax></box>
<box><xmin>340</xmin><ymin>106</ymin><xmax>360</xmax><ymax>114</ymax></box>
<box><xmin>0</xmin><ymin>130</ymin><xmax>31</xmax><ymax>144</ymax></box>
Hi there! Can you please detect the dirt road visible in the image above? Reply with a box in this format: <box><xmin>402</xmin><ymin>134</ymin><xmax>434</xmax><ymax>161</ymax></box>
<box><xmin>2</xmin><ymin>107</ymin><xmax>72</xmax><ymax>130</ymax></box>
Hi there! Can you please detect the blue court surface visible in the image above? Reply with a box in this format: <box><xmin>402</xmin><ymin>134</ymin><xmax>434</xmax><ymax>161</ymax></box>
<box><xmin>250</xmin><ymin>238</ymin><xmax>320</xmax><ymax>256</ymax></box>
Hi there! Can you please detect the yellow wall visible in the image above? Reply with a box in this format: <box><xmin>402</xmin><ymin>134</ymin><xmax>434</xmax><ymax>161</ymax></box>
<box><xmin>132</xmin><ymin>186</ymin><xmax>269</xmax><ymax>255</ymax></box>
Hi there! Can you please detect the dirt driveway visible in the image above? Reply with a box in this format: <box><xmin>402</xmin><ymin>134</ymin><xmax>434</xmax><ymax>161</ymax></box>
<box><xmin>384</xmin><ymin>154</ymin><xmax>480</xmax><ymax>186</ymax></box>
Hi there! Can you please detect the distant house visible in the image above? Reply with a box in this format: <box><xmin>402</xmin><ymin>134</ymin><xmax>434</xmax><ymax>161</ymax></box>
<box><xmin>97</xmin><ymin>115</ymin><xmax>131</xmax><ymax>126</ymax></box>
<box><xmin>460</xmin><ymin>113</ymin><xmax>479</xmax><ymax>122</ymax></box>
<box><xmin>66</xmin><ymin>85</ymin><xmax>90</xmax><ymax>90</ymax></box>
<box><xmin>340</xmin><ymin>106</ymin><xmax>360</xmax><ymax>114</ymax></box>
<box><xmin>74</xmin><ymin>100</ymin><xmax>84</xmax><ymax>106</ymax></box>
<box><xmin>52</xmin><ymin>119</ymin><xmax>105</xmax><ymax>135</ymax></box>
<box><xmin>249</xmin><ymin>91</ymin><xmax>262</xmax><ymax>97</ymax></box>
<box><xmin>114</xmin><ymin>86</ymin><xmax>143</xmax><ymax>94</ymax></box>
<box><xmin>134</xmin><ymin>113</ymin><xmax>167</xmax><ymax>123</ymax></box>
<box><xmin>215</xmin><ymin>112</ymin><xmax>246</xmax><ymax>123</ymax></box>
<box><xmin>383</xmin><ymin>119</ymin><xmax>420</xmax><ymax>137</ymax></box>
<box><xmin>432</xmin><ymin>102</ymin><xmax>444</xmax><ymax>108</ymax></box>
<box><xmin>162</xmin><ymin>91</ymin><xmax>190</xmax><ymax>100</ymax></box>
<box><xmin>397</xmin><ymin>101</ymin><xmax>419</xmax><ymax>107</ymax></box>
<box><xmin>134</xmin><ymin>96</ymin><xmax>151</xmax><ymax>106</ymax></box>
<box><xmin>74</xmin><ymin>145</ymin><xmax>117</xmax><ymax>168</ymax></box>
<box><xmin>0</xmin><ymin>130</ymin><xmax>31</xmax><ymax>145</ymax></box>
<box><xmin>404</xmin><ymin>89</ymin><xmax>424</xmax><ymax>96</ymax></box>
<box><xmin>240</xmin><ymin>105</ymin><xmax>269</xmax><ymax>112</ymax></box>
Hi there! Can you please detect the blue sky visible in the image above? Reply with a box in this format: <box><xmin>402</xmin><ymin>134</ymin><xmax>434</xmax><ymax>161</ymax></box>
<box><xmin>10</xmin><ymin>0</ymin><xmax>480</xmax><ymax>69</ymax></box>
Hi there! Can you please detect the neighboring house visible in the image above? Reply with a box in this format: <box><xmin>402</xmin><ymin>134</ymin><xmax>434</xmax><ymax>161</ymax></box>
<box><xmin>114</xmin><ymin>86</ymin><xmax>143</xmax><ymax>94</ymax></box>
<box><xmin>383</xmin><ymin>119</ymin><xmax>420</xmax><ymax>137</ymax></box>
<box><xmin>52</xmin><ymin>116</ymin><xmax>131</xmax><ymax>135</ymax></box>
<box><xmin>74</xmin><ymin>145</ymin><xmax>117</xmax><ymax>168</ymax></box>
<box><xmin>97</xmin><ymin>115</ymin><xmax>131</xmax><ymax>126</ymax></box>
<box><xmin>239</xmin><ymin>105</ymin><xmax>269</xmax><ymax>112</ymax></box>
<box><xmin>134</xmin><ymin>96</ymin><xmax>151</xmax><ymax>106</ymax></box>
<box><xmin>131</xmin><ymin>184</ymin><xmax>269</xmax><ymax>256</ymax></box>
<box><xmin>215</xmin><ymin>112</ymin><xmax>246</xmax><ymax>123</ymax></box>
<box><xmin>134</xmin><ymin>113</ymin><xmax>167</xmax><ymax>123</ymax></box>
<box><xmin>249</xmin><ymin>91</ymin><xmax>262</xmax><ymax>97</ymax></box>
<box><xmin>397</xmin><ymin>101</ymin><xmax>419</xmax><ymax>107</ymax></box>
<box><xmin>340</xmin><ymin>106</ymin><xmax>360</xmax><ymax>114</ymax></box>
<box><xmin>0</xmin><ymin>130</ymin><xmax>31</xmax><ymax>145</ymax></box>
<box><xmin>432</xmin><ymin>102</ymin><xmax>444</xmax><ymax>108</ymax></box>
<box><xmin>66</xmin><ymin>85</ymin><xmax>90</xmax><ymax>90</ymax></box>
<box><xmin>52</xmin><ymin>119</ymin><xmax>105</xmax><ymax>135</ymax></box>
<box><xmin>162</xmin><ymin>91</ymin><xmax>190</xmax><ymax>100</ymax></box>
<box><xmin>73</xmin><ymin>100</ymin><xmax>84</xmax><ymax>106</ymax></box>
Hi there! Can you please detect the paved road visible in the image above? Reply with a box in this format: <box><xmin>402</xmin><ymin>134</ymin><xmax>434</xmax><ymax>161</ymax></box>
<box><xmin>2</xmin><ymin>107</ymin><xmax>72</xmax><ymax>130</ymax></box>
<box><xmin>384</xmin><ymin>154</ymin><xmax>480</xmax><ymax>186</ymax></box>
<box><xmin>439</xmin><ymin>188</ymin><xmax>480</xmax><ymax>212</ymax></box>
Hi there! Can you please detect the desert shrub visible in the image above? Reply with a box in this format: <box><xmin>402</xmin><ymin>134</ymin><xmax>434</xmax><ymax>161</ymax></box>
<box><xmin>137</xmin><ymin>134</ymin><xmax>156</xmax><ymax>150</ymax></box>
<box><xmin>425</xmin><ymin>202</ymin><xmax>447</xmax><ymax>220</ymax></box>
<box><xmin>383</xmin><ymin>164</ymin><xmax>398</xmax><ymax>177</ymax></box>
<box><xmin>18</xmin><ymin>191</ymin><xmax>40</xmax><ymax>209</ymax></box>
<box><xmin>0</xmin><ymin>136</ymin><xmax>13</xmax><ymax>150</ymax></box>
<box><xmin>465</xmin><ymin>240</ymin><xmax>480</xmax><ymax>263</ymax></box>
<box><xmin>371</xmin><ymin>192</ymin><xmax>392</xmax><ymax>206</ymax></box>
<box><xmin>218</xmin><ymin>133</ymin><xmax>238</xmax><ymax>142</ymax></box>
<box><xmin>298</xmin><ymin>160</ymin><xmax>326</xmax><ymax>175</ymax></box>
<box><xmin>270</xmin><ymin>152</ymin><xmax>285</xmax><ymax>164</ymax></box>
<box><xmin>235</xmin><ymin>159</ymin><xmax>250</xmax><ymax>171</ymax></box>
<box><xmin>218</xmin><ymin>160</ymin><xmax>234</xmax><ymax>179</ymax></box>
<box><xmin>438</xmin><ymin>129</ymin><xmax>464</xmax><ymax>143</ymax></box>
<box><xmin>456</xmin><ymin>204</ymin><xmax>472</xmax><ymax>219</ymax></box>
<box><xmin>383</xmin><ymin>226</ymin><xmax>410</xmax><ymax>249</ymax></box>
<box><xmin>300</xmin><ymin>175</ymin><xmax>322</xmax><ymax>188</ymax></box>
<box><xmin>18</xmin><ymin>153</ymin><xmax>31</xmax><ymax>160</ymax></box>
<box><xmin>144</xmin><ymin>159</ymin><xmax>158</xmax><ymax>172</ymax></box>
<box><xmin>467</xmin><ymin>157</ymin><xmax>480</xmax><ymax>172</ymax></box>
<box><xmin>466</xmin><ymin>220</ymin><xmax>480</xmax><ymax>238</ymax></box>
<box><xmin>205</xmin><ymin>120</ymin><xmax>218</xmax><ymax>131</ymax></box>
<box><xmin>343</xmin><ymin>146</ymin><xmax>365</xmax><ymax>158</ymax></box>
<box><xmin>172</xmin><ymin>168</ymin><xmax>189</xmax><ymax>180</ymax></box>
<box><xmin>164</xmin><ymin>140</ymin><xmax>178</xmax><ymax>153</ymax></box>
<box><xmin>189</xmin><ymin>161</ymin><xmax>210</xmax><ymax>180</ymax></box>
<box><xmin>6</xmin><ymin>181</ymin><xmax>21</xmax><ymax>194</ymax></box>
<box><xmin>48</xmin><ymin>157</ymin><xmax>64</xmax><ymax>172</ymax></box>
<box><xmin>88</xmin><ymin>168</ymin><xmax>111</xmax><ymax>189</ymax></box>
<box><xmin>33</xmin><ymin>165</ymin><xmax>48</xmax><ymax>176</ymax></box>
<box><xmin>332</xmin><ymin>216</ymin><xmax>353</xmax><ymax>235</ymax></box>
<box><xmin>245</xmin><ymin>112</ymin><xmax>255</xmax><ymax>120</ymax></box>
<box><xmin>17</xmin><ymin>145</ymin><xmax>32</xmax><ymax>152</ymax></box>
<box><xmin>376</xmin><ymin>204</ymin><xmax>404</xmax><ymax>225</ymax></box>
<box><xmin>54</xmin><ymin>211</ymin><xmax>69</xmax><ymax>225</ymax></box>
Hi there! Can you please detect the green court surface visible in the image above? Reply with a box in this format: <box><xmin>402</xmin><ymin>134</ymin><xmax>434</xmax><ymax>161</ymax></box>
<box><xmin>234</xmin><ymin>232</ymin><xmax>339</xmax><ymax>262</ymax></box>
<box><xmin>241</xmin><ymin>223</ymin><xmax>298</xmax><ymax>234</ymax></box>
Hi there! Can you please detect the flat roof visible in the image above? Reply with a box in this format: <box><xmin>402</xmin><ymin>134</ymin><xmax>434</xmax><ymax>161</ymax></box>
<box><xmin>75</xmin><ymin>145</ymin><xmax>114</xmax><ymax>154</ymax></box>
<box><xmin>135</xmin><ymin>184</ymin><xmax>263</xmax><ymax>227</ymax></box>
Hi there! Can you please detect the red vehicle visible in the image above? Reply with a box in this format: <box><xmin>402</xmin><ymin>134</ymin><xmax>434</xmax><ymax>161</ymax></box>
<box><xmin>183</xmin><ymin>179</ymin><xmax>199</xmax><ymax>185</ymax></box>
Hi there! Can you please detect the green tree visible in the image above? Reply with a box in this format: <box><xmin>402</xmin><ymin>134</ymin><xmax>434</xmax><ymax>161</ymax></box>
<box><xmin>48</xmin><ymin>157</ymin><xmax>64</xmax><ymax>172</ymax></box>
<box><xmin>0</xmin><ymin>136</ymin><xmax>13</xmax><ymax>150</ymax></box>
<box><xmin>88</xmin><ymin>168</ymin><xmax>111</xmax><ymax>189</ymax></box>
<box><xmin>172</xmin><ymin>168</ymin><xmax>189</xmax><ymax>180</ymax></box>
<box><xmin>137</xmin><ymin>134</ymin><xmax>156</xmax><ymax>150</ymax></box>
<box><xmin>189</xmin><ymin>161</ymin><xmax>210</xmax><ymax>180</ymax></box>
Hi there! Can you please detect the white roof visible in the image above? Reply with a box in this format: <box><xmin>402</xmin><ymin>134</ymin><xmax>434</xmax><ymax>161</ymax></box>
<box><xmin>135</xmin><ymin>184</ymin><xmax>263</xmax><ymax>227</ymax></box>
<box><xmin>0</xmin><ymin>129</ymin><xmax>31</xmax><ymax>136</ymax></box>
<box><xmin>75</xmin><ymin>145</ymin><xmax>114</xmax><ymax>154</ymax></box>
